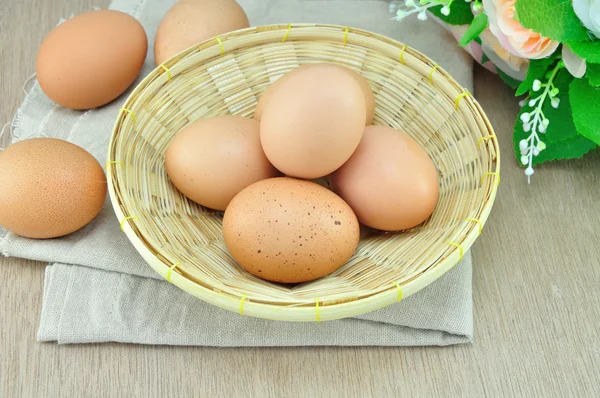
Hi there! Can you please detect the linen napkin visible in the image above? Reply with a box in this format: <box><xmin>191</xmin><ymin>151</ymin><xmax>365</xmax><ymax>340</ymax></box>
<box><xmin>0</xmin><ymin>0</ymin><xmax>475</xmax><ymax>346</ymax></box>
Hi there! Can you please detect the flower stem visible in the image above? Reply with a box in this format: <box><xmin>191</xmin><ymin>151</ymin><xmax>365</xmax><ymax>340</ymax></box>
<box><xmin>522</xmin><ymin>61</ymin><xmax>562</xmax><ymax>183</ymax></box>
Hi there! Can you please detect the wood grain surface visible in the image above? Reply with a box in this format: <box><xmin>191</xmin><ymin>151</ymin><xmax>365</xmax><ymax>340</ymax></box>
<box><xmin>1</xmin><ymin>1</ymin><xmax>599</xmax><ymax>397</ymax></box>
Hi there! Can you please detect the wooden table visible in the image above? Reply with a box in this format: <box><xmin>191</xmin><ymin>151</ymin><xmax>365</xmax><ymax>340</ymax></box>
<box><xmin>2</xmin><ymin>1</ymin><xmax>599</xmax><ymax>397</ymax></box>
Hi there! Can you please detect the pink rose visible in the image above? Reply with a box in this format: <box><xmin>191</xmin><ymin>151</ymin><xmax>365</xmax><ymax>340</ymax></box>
<box><xmin>483</xmin><ymin>0</ymin><xmax>559</xmax><ymax>59</ymax></box>
<box><xmin>479</xmin><ymin>29</ymin><xmax>529</xmax><ymax>79</ymax></box>
<box><xmin>444</xmin><ymin>23</ymin><xmax>528</xmax><ymax>80</ymax></box>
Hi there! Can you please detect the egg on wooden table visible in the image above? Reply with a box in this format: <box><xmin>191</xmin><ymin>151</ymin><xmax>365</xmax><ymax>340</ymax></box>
<box><xmin>154</xmin><ymin>0</ymin><xmax>250</xmax><ymax>65</ymax></box>
<box><xmin>165</xmin><ymin>115</ymin><xmax>278</xmax><ymax>211</ymax></box>
<box><xmin>36</xmin><ymin>10</ymin><xmax>147</xmax><ymax>110</ymax></box>
<box><xmin>222</xmin><ymin>177</ymin><xmax>360</xmax><ymax>284</ymax></box>
<box><xmin>330</xmin><ymin>125</ymin><xmax>439</xmax><ymax>231</ymax></box>
<box><xmin>0</xmin><ymin>138</ymin><xmax>107</xmax><ymax>239</ymax></box>
<box><xmin>259</xmin><ymin>64</ymin><xmax>367</xmax><ymax>179</ymax></box>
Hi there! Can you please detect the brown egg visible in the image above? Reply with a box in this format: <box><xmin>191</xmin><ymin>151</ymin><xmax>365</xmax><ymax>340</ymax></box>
<box><xmin>344</xmin><ymin>67</ymin><xmax>375</xmax><ymax>125</ymax></box>
<box><xmin>253</xmin><ymin>71</ymin><xmax>293</xmax><ymax>122</ymax></box>
<box><xmin>154</xmin><ymin>0</ymin><xmax>250</xmax><ymax>65</ymax></box>
<box><xmin>0</xmin><ymin>138</ymin><xmax>107</xmax><ymax>239</ymax></box>
<box><xmin>260</xmin><ymin>64</ymin><xmax>366</xmax><ymax>179</ymax></box>
<box><xmin>254</xmin><ymin>64</ymin><xmax>374</xmax><ymax>124</ymax></box>
<box><xmin>330</xmin><ymin>126</ymin><xmax>439</xmax><ymax>231</ymax></box>
<box><xmin>36</xmin><ymin>10</ymin><xmax>147</xmax><ymax>110</ymax></box>
<box><xmin>223</xmin><ymin>177</ymin><xmax>360</xmax><ymax>284</ymax></box>
<box><xmin>165</xmin><ymin>116</ymin><xmax>278</xmax><ymax>211</ymax></box>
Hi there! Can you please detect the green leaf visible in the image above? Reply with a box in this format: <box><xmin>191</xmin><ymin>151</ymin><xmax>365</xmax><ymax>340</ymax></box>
<box><xmin>512</xmin><ymin>68</ymin><xmax>598</xmax><ymax>165</ymax></box>
<box><xmin>513</xmin><ymin>111</ymin><xmax>597</xmax><ymax>166</ymax></box>
<box><xmin>496</xmin><ymin>68</ymin><xmax>520</xmax><ymax>90</ymax></box>
<box><xmin>540</xmin><ymin>69</ymin><xmax>578</xmax><ymax>144</ymax></box>
<box><xmin>430</xmin><ymin>2</ymin><xmax>474</xmax><ymax>26</ymax></box>
<box><xmin>534</xmin><ymin>135</ymin><xmax>597</xmax><ymax>164</ymax></box>
<box><xmin>459</xmin><ymin>14</ymin><xmax>488</xmax><ymax>46</ymax></box>
<box><xmin>481</xmin><ymin>52</ymin><xmax>490</xmax><ymax>65</ymax></box>
<box><xmin>570</xmin><ymin>77</ymin><xmax>600</xmax><ymax>144</ymax></box>
<box><xmin>586</xmin><ymin>63</ymin><xmax>600</xmax><ymax>86</ymax></box>
<box><xmin>515</xmin><ymin>0</ymin><xmax>589</xmax><ymax>42</ymax></box>
<box><xmin>568</xmin><ymin>41</ymin><xmax>600</xmax><ymax>63</ymax></box>
<box><xmin>515</xmin><ymin>58</ymin><xmax>556</xmax><ymax>96</ymax></box>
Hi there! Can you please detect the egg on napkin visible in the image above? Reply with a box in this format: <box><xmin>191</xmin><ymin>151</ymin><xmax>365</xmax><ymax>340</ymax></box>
<box><xmin>330</xmin><ymin>125</ymin><xmax>439</xmax><ymax>231</ymax></box>
<box><xmin>154</xmin><ymin>0</ymin><xmax>250</xmax><ymax>65</ymax></box>
<box><xmin>36</xmin><ymin>10</ymin><xmax>147</xmax><ymax>110</ymax></box>
<box><xmin>0</xmin><ymin>138</ymin><xmax>107</xmax><ymax>239</ymax></box>
<box><xmin>223</xmin><ymin>177</ymin><xmax>360</xmax><ymax>283</ymax></box>
<box><xmin>165</xmin><ymin>115</ymin><xmax>278</xmax><ymax>211</ymax></box>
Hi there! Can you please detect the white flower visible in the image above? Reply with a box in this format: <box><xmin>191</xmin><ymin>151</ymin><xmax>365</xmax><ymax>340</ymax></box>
<box><xmin>519</xmin><ymin>139</ymin><xmax>528</xmax><ymax>151</ymax></box>
<box><xmin>562</xmin><ymin>45</ymin><xmax>587</xmax><ymax>78</ymax></box>
<box><xmin>538</xmin><ymin>141</ymin><xmax>547</xmax><ymax>150</ymax></box>
<box><xmin>532</xmin><ymin>79</ymin><xmax>542</xmax><ymax>91</ymax></box>
<box><xmin>525</xmin><ymin>167</ymin><xmax>534</xmax><ymax>177</ymax></box>
<box><xmin>573</xmin><ymin>0</ymin><xmax>600</xmax><ymax>38</ymax></box>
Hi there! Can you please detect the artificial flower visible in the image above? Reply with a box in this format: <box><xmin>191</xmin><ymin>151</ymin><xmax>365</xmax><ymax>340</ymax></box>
<box><xmin>483</xmin><ymin>0</ymin><xmax>559</xmax><ymax>59</ymax></box>
<box><xmin>562</xmin><ymin>45</ymin><xmax>587</xmax><ymax>78</ymax></box>
<box><xmin>573</xmin><ymin>0</ymin><xmax>600</xmax><ymax>38</ymax></box>
<box><xmin>479</xmin><ymin>29</ymin><xmax>529</xmax><ymax>79</ymax></box>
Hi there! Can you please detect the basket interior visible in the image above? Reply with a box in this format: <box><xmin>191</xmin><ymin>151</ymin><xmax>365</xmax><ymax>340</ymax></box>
<box><xmin>108</xmin><ymin>24</ymin><xmax>498</xmax><ymax>312</ymax></box>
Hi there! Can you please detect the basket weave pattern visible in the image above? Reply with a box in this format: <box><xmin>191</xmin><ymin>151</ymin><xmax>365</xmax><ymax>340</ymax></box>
<box><xmin>107</xmin><ymin>24</ymin><xmax>499</xmax><ymax>322</ymax></box>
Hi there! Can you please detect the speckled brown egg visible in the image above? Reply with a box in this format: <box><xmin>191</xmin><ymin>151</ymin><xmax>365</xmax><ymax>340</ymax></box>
<box><xmin>154</xmin><ymin>0</ymin><xmax>250</xmax><ymax>65</ymax></box>
<box><xmin>222</xmin><ymin>177</ymin><xmax>360</xmax><ymax>283</ymax></box>
<box><xmin>330</xmin><ymin>126</ymin><xmax>439</xmax><ymax>231</ymax></box>
<box><xmin>36</xmin><ymin>10</ymin><xmax>147</xmax><ymax>110</ymax></box>
<box><xmin>0</xmin><ymin>138</ymin><xmax>107</xmax><ymax>239</ymax></box>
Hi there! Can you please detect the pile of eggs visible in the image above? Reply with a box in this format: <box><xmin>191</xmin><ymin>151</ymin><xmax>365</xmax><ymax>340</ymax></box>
<box><xmin>166</xmin><ymin>64</ymin><xmax>440</xmax><ymax>284</ymax></box>
<box><xmin>0</xmin><ymin>1</ymin><xmax>439</xmax><ymax>287</ymax></box>
<box><xmin>0</xmin><ymin>1</ymin><xmax>251</xmax><ymax>239</ymax></box>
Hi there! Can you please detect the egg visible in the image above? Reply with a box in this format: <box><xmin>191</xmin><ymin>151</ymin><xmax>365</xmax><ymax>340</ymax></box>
<box><xmin>165</xmin><ymin>115</ymin><xmax>278</xmax><ymax>211</ymax></box>
<box><xmin>36</xmin><ymin>10</ymin><xmax>147</xmax><ymax>110</ymax></box>
<box><xmin>223</xmin><ymin>177</ymin><xmax>360</xmax><ymax>283</ymax></box>
<box><xmin>346</xmin><ymin>67</ymin><xmax>375</xmax><ymax>125</ymax></box>
<box><xmin>0</xmin><ymin>138</ymin><xmax>107</xmax><ymax>239</ymax></box>
<box><xmin>254</xmin><ymin>64</ymin><xmax>374</xmax><ymax>124</ymax></box>
<box><xmin>330</xmin><ymin>126</ymin><xmax>439</xmax><ymax>231</ymax></box>
<box><xmin>260</xmin><ymin>64</ymin><xmax>366</xmax><ymax>179</ymax></box>
<box><xmin>154</xmin><ymin>0</ymin><xmax>250</xmax><ymax>65</ymax></box>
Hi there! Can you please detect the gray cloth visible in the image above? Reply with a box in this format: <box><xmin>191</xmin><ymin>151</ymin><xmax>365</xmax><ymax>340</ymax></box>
<box><xmin>0</xmin><ymin>0</ymin><xmax>475</xmax><ymax>346</ymax></box>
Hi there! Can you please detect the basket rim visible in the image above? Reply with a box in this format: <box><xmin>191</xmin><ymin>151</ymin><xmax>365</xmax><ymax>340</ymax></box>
<box><xmin>106</xmin><ymin>23</ymin><xmax>500</xmax><ymax>322</ymax></box>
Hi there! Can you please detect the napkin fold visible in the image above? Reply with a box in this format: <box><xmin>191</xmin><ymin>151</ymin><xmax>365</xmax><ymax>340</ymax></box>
<box><xmin>1</xmin><ymin>0</ymin><xmax>475</xmax><ymax>346</ymax></box>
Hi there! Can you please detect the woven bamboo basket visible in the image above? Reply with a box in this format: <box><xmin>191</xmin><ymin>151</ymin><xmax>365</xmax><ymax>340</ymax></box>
<box><xmin>107</xmin><ymin>24</ymin><xmax>499</xmax><ymax>322</ymax></box>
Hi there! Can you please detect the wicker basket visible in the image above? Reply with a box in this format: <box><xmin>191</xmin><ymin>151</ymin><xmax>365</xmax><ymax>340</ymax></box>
<box><xmin>106</xmin><ymin>24</ymin><xmax>499</xmax><ymax>322</ymax></box>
